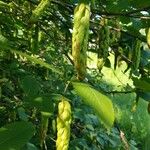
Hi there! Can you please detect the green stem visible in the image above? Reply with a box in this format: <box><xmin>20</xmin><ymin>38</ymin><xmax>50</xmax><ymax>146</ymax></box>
<box><xmin>40</xmin><ymin>112</ymin><xmax>51</xmax><ymax>149</ymax></box>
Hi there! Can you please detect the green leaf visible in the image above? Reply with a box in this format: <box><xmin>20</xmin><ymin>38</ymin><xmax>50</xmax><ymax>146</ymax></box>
<box><xmin>139</xmin><ymin>92</ymin><xmax>150</xmax><ymax>102</ymax></box>
<box><xmin>0</xmin><ymin>34</ymin><xmax>10</xmax><ymax>50</ymax></box>
<box><xmin>0</xmin><ymin>1</ymin><xmax>10</xmax><ymax>9</ymax></box>
<box><xmin>72</xmin><ymin>82</ymin><xmax>115</xmax><ymax>128</ymax></box>
<box><xmin>125</xmin><ymin>26</ymin><xmax>146</xmax><ymax>42</ymax></box>
<box><xmin>106</xmin><ymin>0</ymin><xmax>129</xmax><ymax>13</ymax></box>
<box><xmin>133</xmin><ymin>77</ymin><xmax>150</xmax><ymax>92</ymax></box>
<box><xmin>11</xmin><ymin>50</ymin><xmax>63</xmax><ymax>75</ymax></box>
<box><xmin>17</xmin><ymin>107</ymin><xmax>28</xmax><ymax>121</ymax></box>
<box><xmin>129</xmin><ymin>0</ymin><xmax>150</xmax><ymax>8</ymax></box>
<box><xmin>25</xmin><ymin>95</ymin><xmax>54</xmax><ymax>114</ymax></box>
<box><xmin>0</xmin><ymin>121</ymin><xmax>35</xmax><ymax>150</ymax></box>
<box><xmin>21</xmin><ymin>142</ymin><xmax>38</xmax><ymax>150</ymax></box>
<box><xmin>20</xmin><ymin>75</ymin><xmax>41</xmax><ymax>97</ymax></box>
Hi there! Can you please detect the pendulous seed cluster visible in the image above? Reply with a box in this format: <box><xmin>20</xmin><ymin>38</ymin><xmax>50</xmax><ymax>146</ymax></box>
<box><xmin>97</xmin><ymin>18</ymin><xmax>110</xmax><ymax>71</ymax></box>
<box><xmin>131</xmin><ymin>39</ymin><xmax>141</xmax><ymax>72</ymax></box>
<box><xmin>72</xmin><ymin>2</ymin><xmax>90</xmax><ymax>80</ymax></box>
<box><xmin>56</xmin><ymin>100</ymin><xmax>71</xmax><ymax>150</ymax></box>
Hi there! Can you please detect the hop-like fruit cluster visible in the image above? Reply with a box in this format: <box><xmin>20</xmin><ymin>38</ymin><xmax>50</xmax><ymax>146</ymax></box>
<box><xmin>97</xmin><ymin>18</ymin><xmax>109</xmax><ymax>71</ymax></box>
<box><xmin>56</xmin><ymin>100</ymin><xmax>71</xmax><ymax>150</ymax></box>
<box><xmin>29</xmin><ymin>0</ymin><xmax>50</xmax><ymax>23</ymax></box>
<box><xmin>109</xmin><ymin>19</ymin><xmax>121</xmax><ymax>45</ymax></box>
<box><xmin>40</xmin><ymin>112</ymin><xmax>51</xmax><ymax>148</ymax></box>
<box><xmin>147</xmin><ymin>28</ymin><xmax>150</xmax><ymax>48</ymax></box>
<box><xmin>131</xmin><ymin>39</ymin><xmax>141</xmax><ymax>72</ymax></box>
<box><xmin>72</xmin><ymin>3</ymin><xmax>90</xmax><ymax>80</ymax></box>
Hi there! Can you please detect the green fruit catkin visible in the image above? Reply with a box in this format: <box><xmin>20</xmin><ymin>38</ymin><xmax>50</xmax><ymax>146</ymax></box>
<box><xmin>132</xmin><ymin>39</ymin><xmax>141</xmax><ymax>71</ymax></box>
<box><xmin>31</xmin><ymin>24</ymin><xmax>39</xmax><ymax>53</ymax></box>
<box><xmin>72</xmin><ymin>2</ymin><xmax>90</xmax><ymax>80</ymax></box>
<box><xmin>97</xmin><ymin>18</ymin><xmax>109</xmax><ymax>71</ymax></box>
<box><xmin>56</xmin><ymin>100</ymin><xmax>71</xmax><ymax>150</ymax></box>
<box><xmin>109</xmin><ymin>19</ymin><xmax>121</xmax><ymax>45</ymax></box>
<box><xmin>29</xmin><ymin>0</ymin><xmax>50</xmax><ymax>23</ymax></box>
<box><xmin>40</xmin><ymin>112</ymin><xmax>51</xmax><ymax>148</ymax></box>
<box><xmin>147</xmin><ymin>28</ymin><xmax>150</xmax><ymax>48</ymax></box>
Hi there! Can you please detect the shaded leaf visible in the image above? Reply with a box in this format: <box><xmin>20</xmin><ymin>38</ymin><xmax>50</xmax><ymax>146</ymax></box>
<box><xmin>22</xmin><ymin>142</ymin><xmax>38</xmax><ymax>150</ymax></box>
<box><xmin>17</xmin><ymin>107</ymin><xmax>28</xmax><ymax>121</ymax></box>
<box><xmin>72</xmin><ymin>82</ymin><xmax>115</xmax><ymax>128</ymax></box>
<box><xmin>139</xmin><ymin>92</ymin><xmax>150</xmax><ymax>102</ymax></box>
<box><xmin>25</xmin><ymin>95</ymin><xmax>54</xmax><ymax>114</ymax></box>
<box><xmin>0</xmin><ymin>121</ymin><xmax>35</xmax><ymax>150</ymax></box>
<box><xmin>133</xmin><ymin>77</ymin><xmax>150</xmax><ymax>92</ymax></box>
<box><xmin>20</xmin><ymin>75</ymin><xmax>40</xmax><ymax>97</ymax></box>
<box><xmin>129</xmin><ymin>0</ymin><xmax>150</xmax><ymax>8</ymax></box>
<box><xmin>104</xmin><ymin>58</ymin><xmax>111</xmax><ymax>68</ymax></box>
<box><xmin>0</xmin><ymin>34</ymin><xmax>10</xmax><ymax>50</ymax></box>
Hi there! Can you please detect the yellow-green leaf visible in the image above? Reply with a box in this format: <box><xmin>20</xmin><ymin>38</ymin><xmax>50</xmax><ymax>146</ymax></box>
<box><xmin>11</xmin><ymin>50</ymin><xmax>63</xmax><ymax>75</ymax></box>
<box><xmin>72</xmin><ymin>82</ymin><xmax>115</xmax><ymax>128</ymax></box>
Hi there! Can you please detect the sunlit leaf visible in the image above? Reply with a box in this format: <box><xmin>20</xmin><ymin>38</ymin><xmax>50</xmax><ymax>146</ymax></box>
<box><xmin>72</xmin><ymin>82</ymin><xmax>115</xmax><ymax>128</ymax></box>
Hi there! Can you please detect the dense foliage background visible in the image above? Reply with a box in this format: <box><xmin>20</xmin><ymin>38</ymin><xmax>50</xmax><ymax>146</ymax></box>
<box><xmin>0</xmin><ymin>0</ymin><xmax>150</xmax><ymax>150</ymax></box>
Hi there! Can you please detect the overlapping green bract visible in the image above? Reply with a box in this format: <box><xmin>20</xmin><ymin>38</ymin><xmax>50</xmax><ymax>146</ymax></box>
<box><xmin>72</xmin><ymin>82</ymin><xmax>115</xmax><ymax>129</ymax></box>
<box><xmin>29</xmin><ymin>0</ymin><xmax>51</xmax><ymax>23</ymax></box>
<box><xmin>56</xmin><ymin>99</ymin><xmax>72</xmax><ymax>150</ymax></box>
<box><xmin>131</xmin><ymin>39</ymin><xmax>141</xmax><ymax>71</ymax></box>
<box><xmin>97</xmin><ymin>18</ymin><xmax>110</xmax><ymax>71</ymax></box>
<box><xmin>40</xmin><ymin>112</ymin><xmax>51</xmax><ymax>148</ymax></box>
<box><xmin>72</xmin><ymin>2</ymin><xmax>90</xmax><ymax>80</ymax></box>
<box><xmin>147</xmin><ymin>28</ymin><xmax>150</xmax><ymax>48</ymax></box>
<box><xmin>0</xmin><ymin>34</ymin><xmax>10</xmax><ymax>50</ymax></box>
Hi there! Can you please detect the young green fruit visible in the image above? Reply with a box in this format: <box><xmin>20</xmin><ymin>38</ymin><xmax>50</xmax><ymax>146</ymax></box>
<box><xmin>56</xmin><ymin>100</ymin><xmax>71</xmax><ymax>150</ymax></box>
<box><xmin>72</xmin><ymin>2</ymin><xmax>90</xmax><ymax>80</ymax></box>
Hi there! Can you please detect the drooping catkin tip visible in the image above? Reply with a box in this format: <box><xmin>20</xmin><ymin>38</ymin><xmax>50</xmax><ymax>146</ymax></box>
<box><xmin>56</xmin><ymin>100</ymin><xmax>71</xmax><ymax>150</ymax></box>
<box><xmin>72</xmin><ymin>3</ymin><xmax>90</xmax><ymax>80</ymax></box>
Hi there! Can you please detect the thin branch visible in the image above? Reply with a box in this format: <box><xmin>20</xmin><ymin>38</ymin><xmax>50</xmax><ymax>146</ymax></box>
<box><xmin>51</xmin><ymin>0</ymin><xmax>150</xmax><ymax>19</ymax></box>
<box><xmin>93</xmin><ymin>6</ymin><xmax>150</xmax><ymax>18</ymax></box>
<box><xmin>101</xmin><ymin>14</ymin><xmax>150</xmax><ymax>20</ymax></box>
<box><xmin>63</xmin><ymin>52</ymin><xmax>74</xmax><ymax>65</ymax></box>
<box><xmin>105</xmin><ymin>90</ymin><xmax>136</xmax><ymax>94</ymax></box>
<box><xmin>51</xmin><ymin>0</ymin><xmax>73</xmax><ymax>13</ymax></box>
<box><xmin>120</xmin><ymin>130</ymin><xmax>130</xmax><ymax>150</ymax></box>
<box><xmin>112</xmin><ymin>69</ymin><xmax>127</xmax><ymax>86</ymax></box>
<box><xmin>111</xmin><ymin>27</ymin><xmax>146</xmax><ymax>43</ymax></box>
<box><xmin>124</xmin><ymin>6</ymin><xmax>150</xmax><ymax>15</ymax></box>
<box><xmin>89</xmin><ymin>19</ymin><xmax>146</xmax><ymax>43</ymax></box>
<box><xmin>40</xmin><ymin>0</ymin><xmax>147</xmax><ymax>43</ymax></box>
